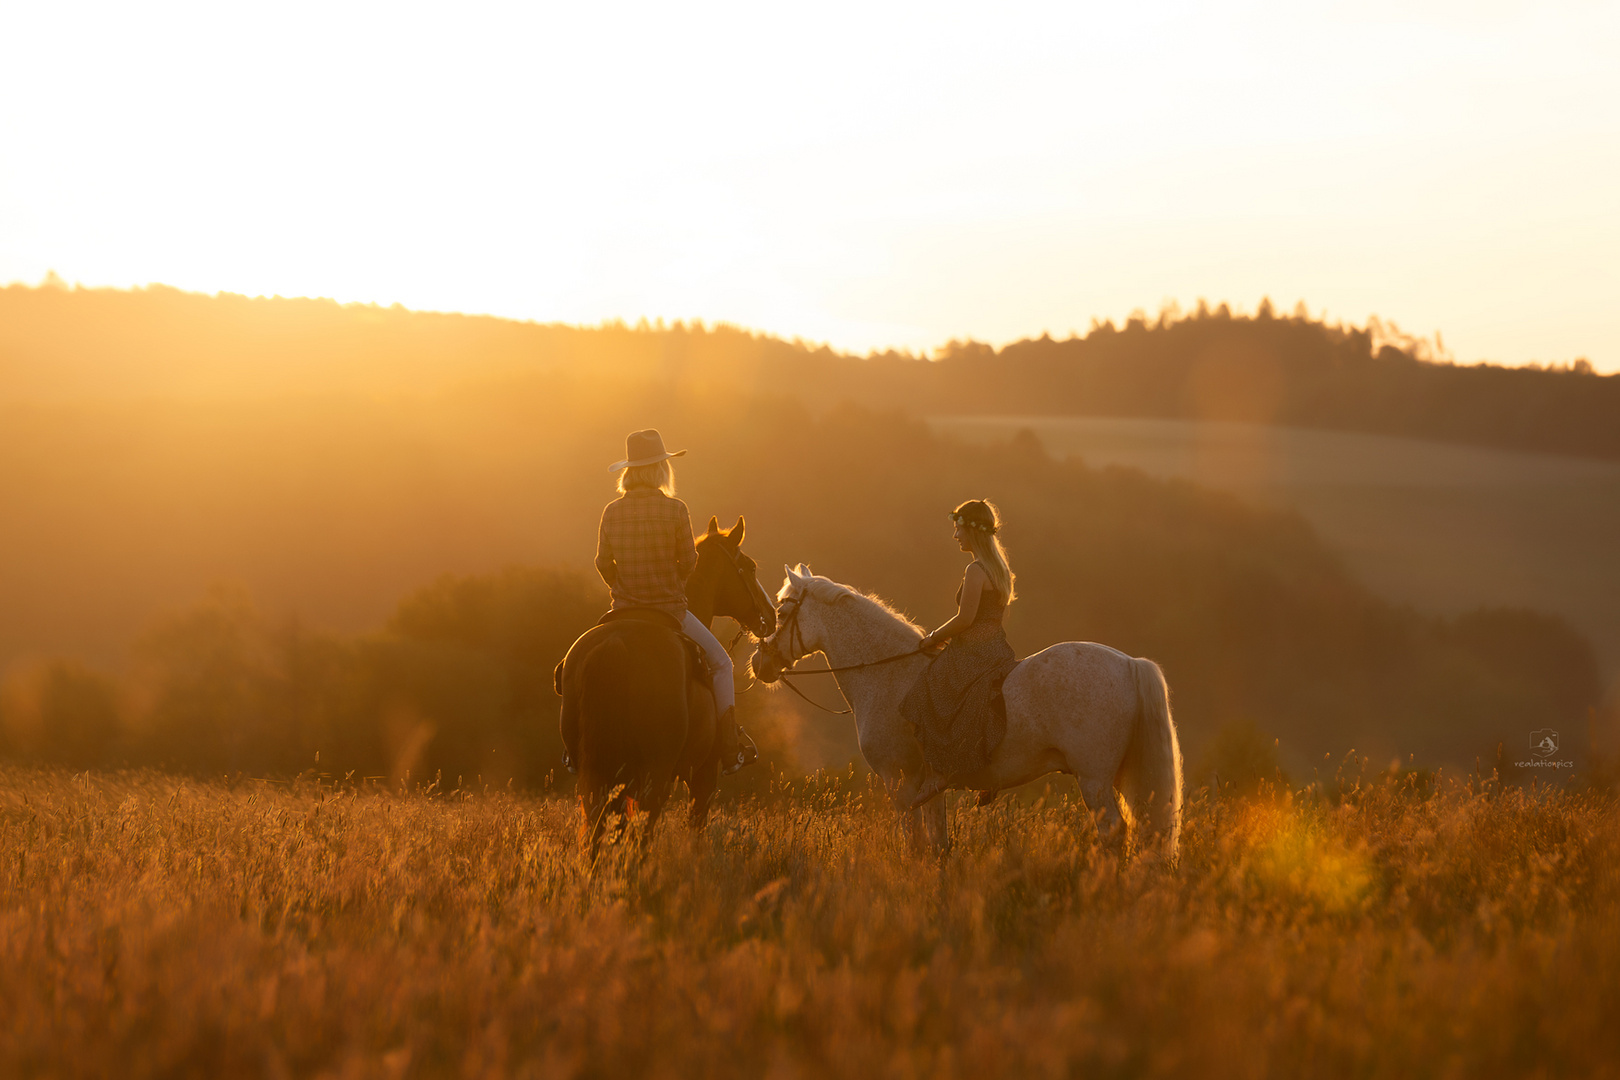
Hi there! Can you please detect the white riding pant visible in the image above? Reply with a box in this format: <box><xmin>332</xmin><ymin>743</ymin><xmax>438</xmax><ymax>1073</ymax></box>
<box><xmin>681</xmin><ymin>611</ymin><xmax>735</xmax><ymax>716</ymax></box>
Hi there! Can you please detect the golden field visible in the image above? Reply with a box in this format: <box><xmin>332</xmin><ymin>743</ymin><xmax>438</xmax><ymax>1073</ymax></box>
<box><xmin>3</xmin><ymin>764</ymin><xmax>1617</xmax><ymax>1079</ymax></box>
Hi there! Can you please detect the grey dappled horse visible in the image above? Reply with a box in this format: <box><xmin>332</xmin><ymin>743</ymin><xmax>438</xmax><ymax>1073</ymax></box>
<box><xmin>752</xmin><ymin>565</ymin><xmax>1182</xmax><ymax>857</ymax></box>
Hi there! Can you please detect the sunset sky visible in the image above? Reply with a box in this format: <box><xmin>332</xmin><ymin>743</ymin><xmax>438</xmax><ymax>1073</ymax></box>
<box><xmin>3</xmin><ymin>1</ymin><xmax>1616</xmax><ymax>369</ymax></box>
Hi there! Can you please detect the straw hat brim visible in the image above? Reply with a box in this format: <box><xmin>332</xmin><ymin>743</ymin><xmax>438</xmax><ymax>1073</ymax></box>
<box><xmin>608</xmin><ymin>448</ymin><xmax>687</xmax><ymax>472</ymax></box>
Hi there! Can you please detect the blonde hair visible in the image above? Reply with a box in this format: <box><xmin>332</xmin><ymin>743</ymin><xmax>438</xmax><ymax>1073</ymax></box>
<box><xmin>956</xmin><ymin>499</ymin><xmax>1016</xmax><ymax>603</ymax></box>
<box><xmin>618</xmin><ymin>460</ymin><xmax>675</xmax><ymax>496</ymax></box>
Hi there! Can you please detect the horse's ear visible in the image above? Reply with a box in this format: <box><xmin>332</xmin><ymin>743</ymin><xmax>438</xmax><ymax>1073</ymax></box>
<box><xmin>731</xmin><ymin>516</ymin><xmax>745</xmax><ymax>543</ymax></box>
<box><xmin>706</xmin><ymin>515</ymin><xmax>720</xmax><ymax>537</ymax></box>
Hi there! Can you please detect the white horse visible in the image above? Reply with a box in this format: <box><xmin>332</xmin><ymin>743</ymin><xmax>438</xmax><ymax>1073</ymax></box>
<box><xmin>752</xmin><ymin>565</ymin><xmax>1183</xmax><ymax>857</ymax></box>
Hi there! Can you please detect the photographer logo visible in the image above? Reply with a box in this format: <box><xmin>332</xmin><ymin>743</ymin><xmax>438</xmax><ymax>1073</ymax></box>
<box><xmin>1531</xmin><ymin>729</ymin><xmax>1559</xmax><ymax>759</ymax></box>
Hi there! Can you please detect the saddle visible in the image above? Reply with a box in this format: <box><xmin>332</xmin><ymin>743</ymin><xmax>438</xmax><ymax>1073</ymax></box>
<box><xmin>595</xmin><ymin>608</ymin><xmax>713</xmax><ymax>684</ymax></box>
<box><xmin>598</xmin><ymin>607</ymin><xmax>683</xmax><ymax>633</ymax></box>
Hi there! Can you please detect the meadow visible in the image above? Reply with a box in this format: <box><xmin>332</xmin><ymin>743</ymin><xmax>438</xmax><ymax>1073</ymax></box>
<box><xmin>4</xmin><ymin>287</ymin><xmax>1616</xmax><ymax>1076</ymax></box>
<box><xmin>4</xmin><ymin>763</ymin><xmax>1617</xmax><ymax>1078</ymax></box>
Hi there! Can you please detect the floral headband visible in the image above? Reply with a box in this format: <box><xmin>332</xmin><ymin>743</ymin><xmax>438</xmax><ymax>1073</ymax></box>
<box><xmin>949</xmin><ymin>510</ymin><xmax>997</xmax><ymax>535</ymax></box>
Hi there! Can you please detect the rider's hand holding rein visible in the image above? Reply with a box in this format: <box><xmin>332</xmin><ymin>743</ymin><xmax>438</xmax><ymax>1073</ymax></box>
<box><xmin>918</xmin><ymin>518</ymin><xmax>990</xmax><ymax>654</ymax></box>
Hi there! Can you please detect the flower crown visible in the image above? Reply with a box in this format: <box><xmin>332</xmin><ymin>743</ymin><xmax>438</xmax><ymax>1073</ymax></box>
<box><xmin>949</xmin><ymin>510</ymin><xmax>997</xmax><ymax>535</ymax></box>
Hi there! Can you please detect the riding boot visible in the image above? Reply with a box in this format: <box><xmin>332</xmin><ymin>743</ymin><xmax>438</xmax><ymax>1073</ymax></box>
<box><xmin>717</xmin><ymin>706</ymin><xmax>759</xmax><ymax>775</ymax></box>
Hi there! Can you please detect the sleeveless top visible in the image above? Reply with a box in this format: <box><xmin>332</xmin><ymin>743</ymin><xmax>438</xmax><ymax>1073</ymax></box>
<box><xmin>899</xmin><ymin>562</ymin><xmax>1018</xmax><ymax>782</ymax></box>
<box><xmin>954</xmin><ymin>571</ymin><xmax>1007</xmax><ymax>642</ymax></box>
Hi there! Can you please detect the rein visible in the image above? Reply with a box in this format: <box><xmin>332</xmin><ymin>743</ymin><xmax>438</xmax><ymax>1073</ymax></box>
<box><xmin>782</xmin><ymin>649</ymin><xmax>927</xmax><ymax>676</ymax></box>
<box><xmin>761</xmin><ymin>593</ymin><xmax>930</xmax><ymax>714</ymax></box>
<box><xmin>776</xmin><ymin>672</ymin><xmax>854</xmax><ymax>714</ymax></box>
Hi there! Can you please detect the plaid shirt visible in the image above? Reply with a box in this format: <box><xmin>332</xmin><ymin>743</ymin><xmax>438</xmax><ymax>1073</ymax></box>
<box><xmin>595</xmin><ymin>490</ymin><xmax>697</xmax><ymax>615</ymax></box>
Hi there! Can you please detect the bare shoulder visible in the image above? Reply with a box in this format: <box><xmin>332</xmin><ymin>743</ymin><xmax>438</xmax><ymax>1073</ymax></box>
<box><xmin>962</xmin><ymin>561</ymin><xmax>990</xmax><ymax>587</ymax></box>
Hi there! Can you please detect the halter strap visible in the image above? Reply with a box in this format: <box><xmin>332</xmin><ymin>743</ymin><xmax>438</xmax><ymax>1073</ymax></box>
<box><xmin>755</xmin><ymin>591</ymin><xmax>929</xmax><ymax>715</ymax></box>
<box><xmin>764</xmin><ymin>593</ymin><xmax>926</xmax><ymax>675</ymax></box>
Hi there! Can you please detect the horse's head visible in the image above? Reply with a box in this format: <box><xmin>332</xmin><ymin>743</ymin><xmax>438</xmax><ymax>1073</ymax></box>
<box><xmin>691</xmin><ymin>516</ymin><xmax>776</xmax><ymax>640</ymax></box>
<box><xmin>751</xmin><ymin>563</ymin><xmax>824</xmax><ymax>683</ymax></box>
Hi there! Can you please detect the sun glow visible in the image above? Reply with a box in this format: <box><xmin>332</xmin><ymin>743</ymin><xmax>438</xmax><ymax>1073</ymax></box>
<box><xmin>2</xmin><ymin>1</ymin><xmax>1617</xmax><ymax>368</ymax></box>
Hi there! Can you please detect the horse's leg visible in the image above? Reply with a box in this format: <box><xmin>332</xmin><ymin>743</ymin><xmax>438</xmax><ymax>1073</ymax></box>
<box><xmin>881</xmin><ymin>769</ymin><xmax>930</xmax><ymax>853</ymax></box>
<box><xmin>681</xmin><ymin>673</ymin><xmax>720</xmax><ymax>832</ymax></box>
<box><xmin>920</xmin><ymin>797</ymin><xmax>951</xmax><ymax>854</ymax></box>
<box><xmin>637</xmin><ymin>772</ymin><xmax>676</xmax><ymax>856</ymax></box>
<box><xmin>1078</xmin><ymin>776</ymin><xmax>1126</xmax><ymax>851</ymax></box>
<box><xmin>687</xmin><ymin>757</ymin><xmax>720</xmax><ymax>830</ymax></box>
<box><xmin>902</xmin><ymin>806</ymin><xmax>924</xmax><ymax>853</ymax></box>
<box><xmin>580</xmin><ymin>788</ymin><xmax>602</xmax><ymax>861</ymax></box>
<box><xmin>581</xmin><ymin>779</ymin><xmax>625</xmax><ymax>865</ymax></box>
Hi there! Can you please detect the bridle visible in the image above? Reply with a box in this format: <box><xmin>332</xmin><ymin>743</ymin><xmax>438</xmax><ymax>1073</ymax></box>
<box><xmin>704</xmin><ymin>537</ymin><xmax>776</xmax><ymax>642</ymax></box>
<box><xmin>757</xmin><ymin>593</ymin><xmax>809</xmax><ymax>673</ymax></box>
<box><xmin>755</xmin><ymin>589</ymin><xmax>927</xmax><ymax>714</ymax></box>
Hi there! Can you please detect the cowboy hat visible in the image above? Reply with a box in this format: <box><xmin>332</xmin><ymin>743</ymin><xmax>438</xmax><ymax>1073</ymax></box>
<box><xmin>609</xmin><ymin>428</ymin><xmax>688</xmax><ymax>472</ymax></box>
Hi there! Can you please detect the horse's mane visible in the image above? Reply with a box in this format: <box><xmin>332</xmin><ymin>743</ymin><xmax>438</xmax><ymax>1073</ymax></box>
<box><xmin>784</xmin><ymin>573</ymin><xmax>924</xmax><ymax>636</ymax></box>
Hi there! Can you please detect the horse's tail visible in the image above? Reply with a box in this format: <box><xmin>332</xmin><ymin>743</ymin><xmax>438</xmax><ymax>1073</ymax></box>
<box><xmin>1123</xmin><ymin>657</ymin><xmax>1183</xmax><ymax>861</ymax></box>
<box><xmin>578</xmin><ymin>636</ymin><xmax>633</xmax><ymax>778</ymax></box>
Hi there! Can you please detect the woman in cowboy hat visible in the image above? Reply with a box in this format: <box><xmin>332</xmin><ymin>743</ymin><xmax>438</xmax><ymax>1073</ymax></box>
<box><xmin>594</xmin><ymin>429</ymin><xmax>757</xmax><ymax>773</ymax></box>
<box><xmin>901</xmin><ymin>499</ymin><xmax>1019</xmax><ymax>807</ymax></box>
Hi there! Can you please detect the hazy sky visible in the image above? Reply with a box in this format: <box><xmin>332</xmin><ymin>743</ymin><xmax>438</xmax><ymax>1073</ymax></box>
<box><xmin>3</xmin><ymin>1</ymin><xmax>1616</xmax><ymax>368</ymax></box>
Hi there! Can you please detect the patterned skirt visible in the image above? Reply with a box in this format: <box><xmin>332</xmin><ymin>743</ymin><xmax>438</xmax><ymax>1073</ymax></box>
<box><xmin>898</xmin><ymin>623</ymin><xmax>1018</xmax><ymax>783</ymax></box>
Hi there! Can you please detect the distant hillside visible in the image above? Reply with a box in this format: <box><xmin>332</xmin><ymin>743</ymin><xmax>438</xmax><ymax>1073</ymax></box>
<box><xmin>918</xmin><ymin>305</ymin><xmax>1620</xmax><ymax>460</ymax></box>
<box><xmin>933</xmin><ymin>415</ymin><xmax>1620</xmax><ymax>691</ymax></box>
<box><xmin>3</xmin><ymin>285</ymin><xmax>1615</xmax><ymax>458</ymax></box>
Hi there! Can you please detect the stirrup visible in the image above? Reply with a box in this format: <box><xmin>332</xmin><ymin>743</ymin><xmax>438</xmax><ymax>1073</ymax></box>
<box><xmin>562</xmin><ymin>751</ymin><xmax>577</xmax><ymax>776</ymax></box>
<box><xmin>722</xmin><ymin>727</ymin><xmax>759</xmax><ymax>775</ymax></box>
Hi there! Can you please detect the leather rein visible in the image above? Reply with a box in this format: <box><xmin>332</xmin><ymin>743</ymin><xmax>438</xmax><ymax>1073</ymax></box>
<box><xmin>760</xmin><ymin>593</ymin><xmax>928</xmax><ymax>715</ymax></box>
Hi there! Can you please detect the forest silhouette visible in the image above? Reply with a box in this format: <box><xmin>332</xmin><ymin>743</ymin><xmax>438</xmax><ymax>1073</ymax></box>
<box><xmin>0</xmin><ymin>284</ymin><xmax>1609</xmax><ymax>788</ymax></box>
<box><xmin>4</xmin><ymin>284</ymin><xmax>1614</xmax><ymax>457</ymax></box>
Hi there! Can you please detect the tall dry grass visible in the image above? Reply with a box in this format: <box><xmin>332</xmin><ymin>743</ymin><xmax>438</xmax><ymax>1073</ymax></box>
<box><xmin>2</xmin><ymin>763</ymin><xmax>1616</xmax><ymax>1078</ymax></box>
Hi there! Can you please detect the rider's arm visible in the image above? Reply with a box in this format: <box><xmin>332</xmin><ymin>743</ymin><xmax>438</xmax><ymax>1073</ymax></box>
<box><xmin>674</xmin><ymin>506</ymin><xmax>698</xmax><ymax>583</ymax></box>
<box><xmin>920</xmin><ymin>563</ymin><xmax>986</xmax><ymax>650</ymax></box>
<box><xmin>595</xmin><ymin>515</ymin><xmax>617</xmax><ymax>587</ymax></box>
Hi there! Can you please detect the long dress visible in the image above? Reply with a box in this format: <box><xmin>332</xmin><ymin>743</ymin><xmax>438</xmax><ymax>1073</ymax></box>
<box><xmin>898</xmin><ymin>567</ymin><xmax>1019</xmax><ymax>783</ymax></box>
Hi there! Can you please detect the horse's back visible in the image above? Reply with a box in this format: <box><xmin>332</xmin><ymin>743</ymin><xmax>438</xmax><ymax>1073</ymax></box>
<box><xmin>1002</xmin><ymin>640</ymin><xmax>1141</xmax><ymax>746</ymax></box>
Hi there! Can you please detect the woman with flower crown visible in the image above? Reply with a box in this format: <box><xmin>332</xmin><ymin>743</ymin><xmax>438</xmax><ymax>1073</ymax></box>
<box><xmin>900</xmin><ymin>499</ymin><xmax>1020</xmax><ymax>807</ymax></box>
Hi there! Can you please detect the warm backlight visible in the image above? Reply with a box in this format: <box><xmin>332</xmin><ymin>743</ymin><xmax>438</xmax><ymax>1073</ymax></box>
<box><xmin>1</xmin><ymin>1</ymin><xmax>1616</xmax><ymax>367</ymax></box>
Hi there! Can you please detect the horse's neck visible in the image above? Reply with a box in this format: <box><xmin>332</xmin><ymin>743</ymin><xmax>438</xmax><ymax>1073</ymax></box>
<box><xmin>685</xmin><ymin>562</ymin><xmax>715</xmax><ymax>627</ymax></box>
<box><xmin>813</xmin><ymin>599</ymin><xmax>922</xmax><ymax>720</ymax></box>
<box><xmin>813</xmin><ymin>598</ymin><xmax>911</xmax><ymax>663</ymax></box>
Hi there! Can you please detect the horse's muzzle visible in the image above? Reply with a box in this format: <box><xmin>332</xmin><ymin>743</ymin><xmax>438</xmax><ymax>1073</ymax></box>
<box><xmin>750</xmin><ymin>646</ymin><xmax>783</xmax><ymax>684</ymax></box>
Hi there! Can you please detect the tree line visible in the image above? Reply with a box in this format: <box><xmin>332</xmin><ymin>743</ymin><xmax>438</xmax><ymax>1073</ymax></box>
<box><xmin>4</xmin><ymin>285</ymin><xmax>1614</xmax><ymax>458</ymax></box>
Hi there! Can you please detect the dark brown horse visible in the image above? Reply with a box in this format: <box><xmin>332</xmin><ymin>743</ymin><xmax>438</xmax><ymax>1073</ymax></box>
<box><xmin>555</xmin><ymin>516</ymin><xmax>775</xmax><ymax>857</ymax></box>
